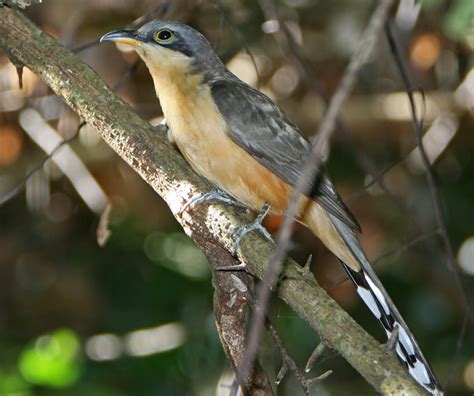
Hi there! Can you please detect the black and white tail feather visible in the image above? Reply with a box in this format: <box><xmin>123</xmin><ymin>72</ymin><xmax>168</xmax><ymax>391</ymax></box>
<box><xmin>330</xmin><ymin>216</ymin><xmax>443</xmax><ymax>396</ymax></box>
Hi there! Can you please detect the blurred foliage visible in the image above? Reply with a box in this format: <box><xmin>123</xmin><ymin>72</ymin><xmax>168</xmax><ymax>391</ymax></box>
<box><xmin>19</xmin><ymin>329</ymin><xmax>81</xmax><ymax>388</ymax></box>
<box><xmin>444</xmin><ymin>0</ymin><xmax>474</xmax><ymax>45</ymax></box>
<box><xmin>0</xmin><ymin>0</ymin><xmax>473</xmax><ymax>395</ymax></box>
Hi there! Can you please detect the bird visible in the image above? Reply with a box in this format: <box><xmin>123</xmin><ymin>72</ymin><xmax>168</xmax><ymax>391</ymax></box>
<box><xmin>100</xmin><ymin>20</ymin><xmax>443</xmax><ymax>395</ymax></box>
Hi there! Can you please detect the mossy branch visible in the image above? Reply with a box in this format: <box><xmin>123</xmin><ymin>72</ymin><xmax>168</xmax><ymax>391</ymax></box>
<box><xmin>0</xmin><ymin>7</ymin><xmax>425</xmax><ymax>395</ymax></box>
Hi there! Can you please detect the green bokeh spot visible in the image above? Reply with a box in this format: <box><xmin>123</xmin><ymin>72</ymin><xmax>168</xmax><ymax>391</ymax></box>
<box><xmin>18</xmin><ymin>328</ymin><xmax>81</xmax><ymax>388</ymax></box>
<box><xmin>421</xmin><ymin>0</ymin><xmax>442</xmax><ymax>10</ymax></box>
<box><xmin>0</xmin><ymin>369</ymin><xmax>32</xmax><ymax>395</ymax></box>
<box><xmin>444</xmin><ymin>0</ymin><xmax>474</xmax><ymax>43</ymax></box>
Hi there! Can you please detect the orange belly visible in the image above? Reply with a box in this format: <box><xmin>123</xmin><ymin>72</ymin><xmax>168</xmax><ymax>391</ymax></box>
<box><xmin>147</xmin><ymin>60</ymin><xmax>360</xmax><ymax>271</ymax></box>
<box><xmin>177</xmin><ymin>130</ymin><xmax>360</xmax><ymax>271</ymax></box>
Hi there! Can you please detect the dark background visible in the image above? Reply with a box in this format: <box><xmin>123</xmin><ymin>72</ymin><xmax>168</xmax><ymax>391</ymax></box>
<box><xmin>0</xmin><ymin>0</ymin><xmax>473</xmax><ymax>395</ymax></box>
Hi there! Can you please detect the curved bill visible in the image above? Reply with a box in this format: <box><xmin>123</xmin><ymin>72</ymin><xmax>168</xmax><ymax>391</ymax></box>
<box><xmin>100</xmin><ymin>29</ymin><xmax>143</xmax><ymax>46</ymax></box>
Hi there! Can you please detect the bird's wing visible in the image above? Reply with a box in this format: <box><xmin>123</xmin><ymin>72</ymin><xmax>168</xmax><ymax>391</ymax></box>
<box><xmin>211</xmin><ymin>79</ymin><xmax>360</xmax><ymax>232</ymax></box>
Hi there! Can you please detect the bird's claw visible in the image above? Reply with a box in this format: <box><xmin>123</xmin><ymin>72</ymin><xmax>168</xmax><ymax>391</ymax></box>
<box><xmin>154</xmin><ymin>118</ymin><xmax>168</xmax><ymax>133</ymax></box>
<box><xmin>232</xmin><ymin>202</ymin><xmax>273</xmax><ymax>255</ymax></box>
<box><xmin>179</xmin><ymin>189</ymin><xmax>246</xmax><ymax>215</ymax></box>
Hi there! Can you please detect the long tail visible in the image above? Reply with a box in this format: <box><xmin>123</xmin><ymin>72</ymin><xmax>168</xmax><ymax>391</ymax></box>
<box><xmin>327</xmin><ymin>215</ymin><xmax>443</xmax><ymax>395</ymax></box>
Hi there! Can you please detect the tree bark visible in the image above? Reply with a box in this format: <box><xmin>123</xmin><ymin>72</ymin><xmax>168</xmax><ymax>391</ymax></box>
<box><xmin>0</xmin><ymin>6</ymin><xmax>425</xmax><ymax>395</ymax></box>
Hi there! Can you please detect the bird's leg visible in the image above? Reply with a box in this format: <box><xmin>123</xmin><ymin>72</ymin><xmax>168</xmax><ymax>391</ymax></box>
<box><xmin>179</xmin><ymin>189</ymin><xmax>248</xmax><ymax>215</ymax></box>
<box><xmin>232</xmin><ymin>202</ymin><xmax>273</xmax><ymax>256</ymax></box>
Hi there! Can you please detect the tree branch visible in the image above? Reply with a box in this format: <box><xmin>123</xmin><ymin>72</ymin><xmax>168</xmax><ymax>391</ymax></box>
<box><xmin>0</xmin><ymin>7</ymin><xmax>425</xmax><ymax>395</ymax></box>
<box><xmin>1</xmin><ymin>0</ymin><xmax>41</xmax><ymax>9</ymax></box>
<box><xmin>207</xmin><ymin>241</ymin><xmax>273</xmax><ymax>395</ymax></box>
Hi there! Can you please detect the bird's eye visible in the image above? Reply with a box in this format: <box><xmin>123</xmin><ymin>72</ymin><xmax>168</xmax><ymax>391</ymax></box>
<box><xmin>154</xmin><ymin>29</ymin><xmax>174</xmax><ymax>43</ymax></box>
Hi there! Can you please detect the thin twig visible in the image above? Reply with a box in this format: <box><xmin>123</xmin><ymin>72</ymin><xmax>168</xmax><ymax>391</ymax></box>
<box><xmin>372</xmin><ymin>229</ymin><xmax>440</xmax><ymax>264</ymax></box>
<box><xmin>72</xmin><ymin>39</ymin><xmax>100</xmax><ymax>54</ymax></box>
<box><xmin>73</xmin><ymin>1</ymin><xmax>171</xmax><ymax>54</ymax></box>
<box><xmin>385</xmin><ymin>20</ymin><xmax>474</xmax><ymax>393</ymax></box>
<box><xmin>385</xmin><ymin>22</ymin><xmax>474</xmax><ymax>318</ymax></box>
<box><xmin>113</xmin><ymin>59</ymin><xmax>141</xmax><ymax>92</ymax></box>
<box><xmin>346</xmin><ymin>151</ymin><xmax>411</xmax><ymax>203</ymax></box>
<box><xmin>213</xmin><ymin>0</ymin><xmax>261</xmax><ymax>89</ymax></box>
<box><xmin>321</xmin><ymin>229</ymin><xmax>441</xmax><ymax>291</ymax></box>
<box><xmin>238</xmin><ymin>0</ymin><xmax>395</xmax><ymax>385</ymax></box>
<box><xmin>0</xmin><ymin>121</ymin><xmax>85</xmax><ymax>207</ymax></box>
<box><xmin>257</xmin><ymin>0</ymin><xmax>325</xmax><ymax>98</ymax></box>
<box><xmin>305</xmin><ymin>343</ymin><xmax>326</xmax><ymax>373</ymax></box>
<box><xmin>245</xmin><ymin>284</ymin><xmax>324</xmax><ymax>395</ymax></box>
<box><xmin>306</xmin><ymin>370</ymin><xmax>333</xmax><ymax>386</ymax></box>
<box><xmin>129</xmin><ymin>0</ymin><xmax>172</xmax><ymax>28</ymax></box>
<box><xmin>0</xmin><ymin>46</ymin><xmax>141</xmax><ymax>208</ymax></box>
<box><xmin>264</xmin><ymin>316</ymin><xmax>311</xmax><ymax>395</ymax></box>
<box><xmin>444</xmin><ymin>307</ymin><xmax>469</xmax><ymax>390</ymax></box>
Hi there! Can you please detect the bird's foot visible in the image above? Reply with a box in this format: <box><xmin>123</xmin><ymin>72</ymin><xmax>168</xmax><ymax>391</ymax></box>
<box><xmin>153</xmin><ymin>118</ymin><xmax>168</xmax><ymax>133</ymax></box>
<box><xmin>232</xmin><ymin>203</ymin><xmax>273</xmax><ymax>255</ymax></box>
<box><xmin>179</xmin><ymin>189</ymin><xmax>247</xmax><ymax>215</ymax></box>
<box><xmin>158</xmin><ymin>117</ymin><xmax>168</xmax><ymax>127</ymax></box>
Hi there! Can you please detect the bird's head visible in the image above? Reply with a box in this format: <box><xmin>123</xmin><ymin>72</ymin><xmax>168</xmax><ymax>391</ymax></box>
<box><xmin>100</xmin><ymin>20</ymin><xmax>226</xmax><ymax>82</ymax></box>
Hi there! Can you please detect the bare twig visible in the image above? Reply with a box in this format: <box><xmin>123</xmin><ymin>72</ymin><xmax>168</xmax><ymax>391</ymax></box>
<box><xmin>0</xmin><ymin>50</ymin><xmax>139</xmax><ymax>209</ymax></box>
<box><xmin>257</xmin><ymin>0</ymin><xmax>325</xmax><ymax>97</ymax></box>
<box><xmin>305</xmin><ymin>343</ymin><xmax>326</xmax><ymax>373</ymax></box>
<box><xmin>372</xmin><ymin>229</ymin><xmax>440</xmax><ymax>265</ymax></box>
<box><xmin>321</xmin><ymin>229</ymin><xmax>441</xmax><ymax>291</ymax></box>
<box><xmin>303</xmin><ymin>254</ymin><xmax>312</xmax><ymax>271</ymax></box>
<box><xmin>72</xmin><ymin>40</ymin><xmax>100</xmax><ymax>54</ymax></box>
<box><xmin>444</xmin><ymin>308</ymin><xmax>469</xmax><ymax>390</ymax></box>
<box><xmin>239</xmin><ymin>0</ymin><xmax>395</xmax><ymax>384</ymax></box>
<box><xmin>129</xmin><ymin>0</ymin><xmax>172</xmax><ymax>28</ymax></box>
<box><xmin>113</xmin><ymin>59</ymin><xmax>141</xmax><ymax>92</ymax></box>
<box><xmin>0</xmin><ymin>121</ymin><xmax>85</xmax><ymax>207</ymax></box>
<box><xmin>244</xmin><ymin>282</ymin><xmax>326</xmax><ymax>396</ymax></box>
<box><xmin>97</xmin><ymin>202</ymin><xmax>112</xmax><ymax>247</ymax></box>
<box><xmin>213</xmin><ymin>0</ymin><xmax>261</xmax><ymax>88</ymax></box>
<box><xmin>385</xmin><ymin>20</ymin><xmax>474</xmax><ymax>392</ymax></box>
<box><xmin>306</xmin><ymin>370</ymin><xmax>333</xmax><ymax>386</ymax></box>
<box><xmin>73</xmin><ymin>1</ymin><xmax>171</xmax><ymax>54</ymax></box>
<box><xmin>265</xmin><ymin>317</ymin><xmax>311</xmax><ymax>395</ymax></box>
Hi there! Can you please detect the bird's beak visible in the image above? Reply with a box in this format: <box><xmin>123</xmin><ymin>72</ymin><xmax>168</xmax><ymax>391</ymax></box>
<box><xmin>100</xmin><ymin>29</ymin><xmax>143</xmax><ymax>47</ymax></box>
